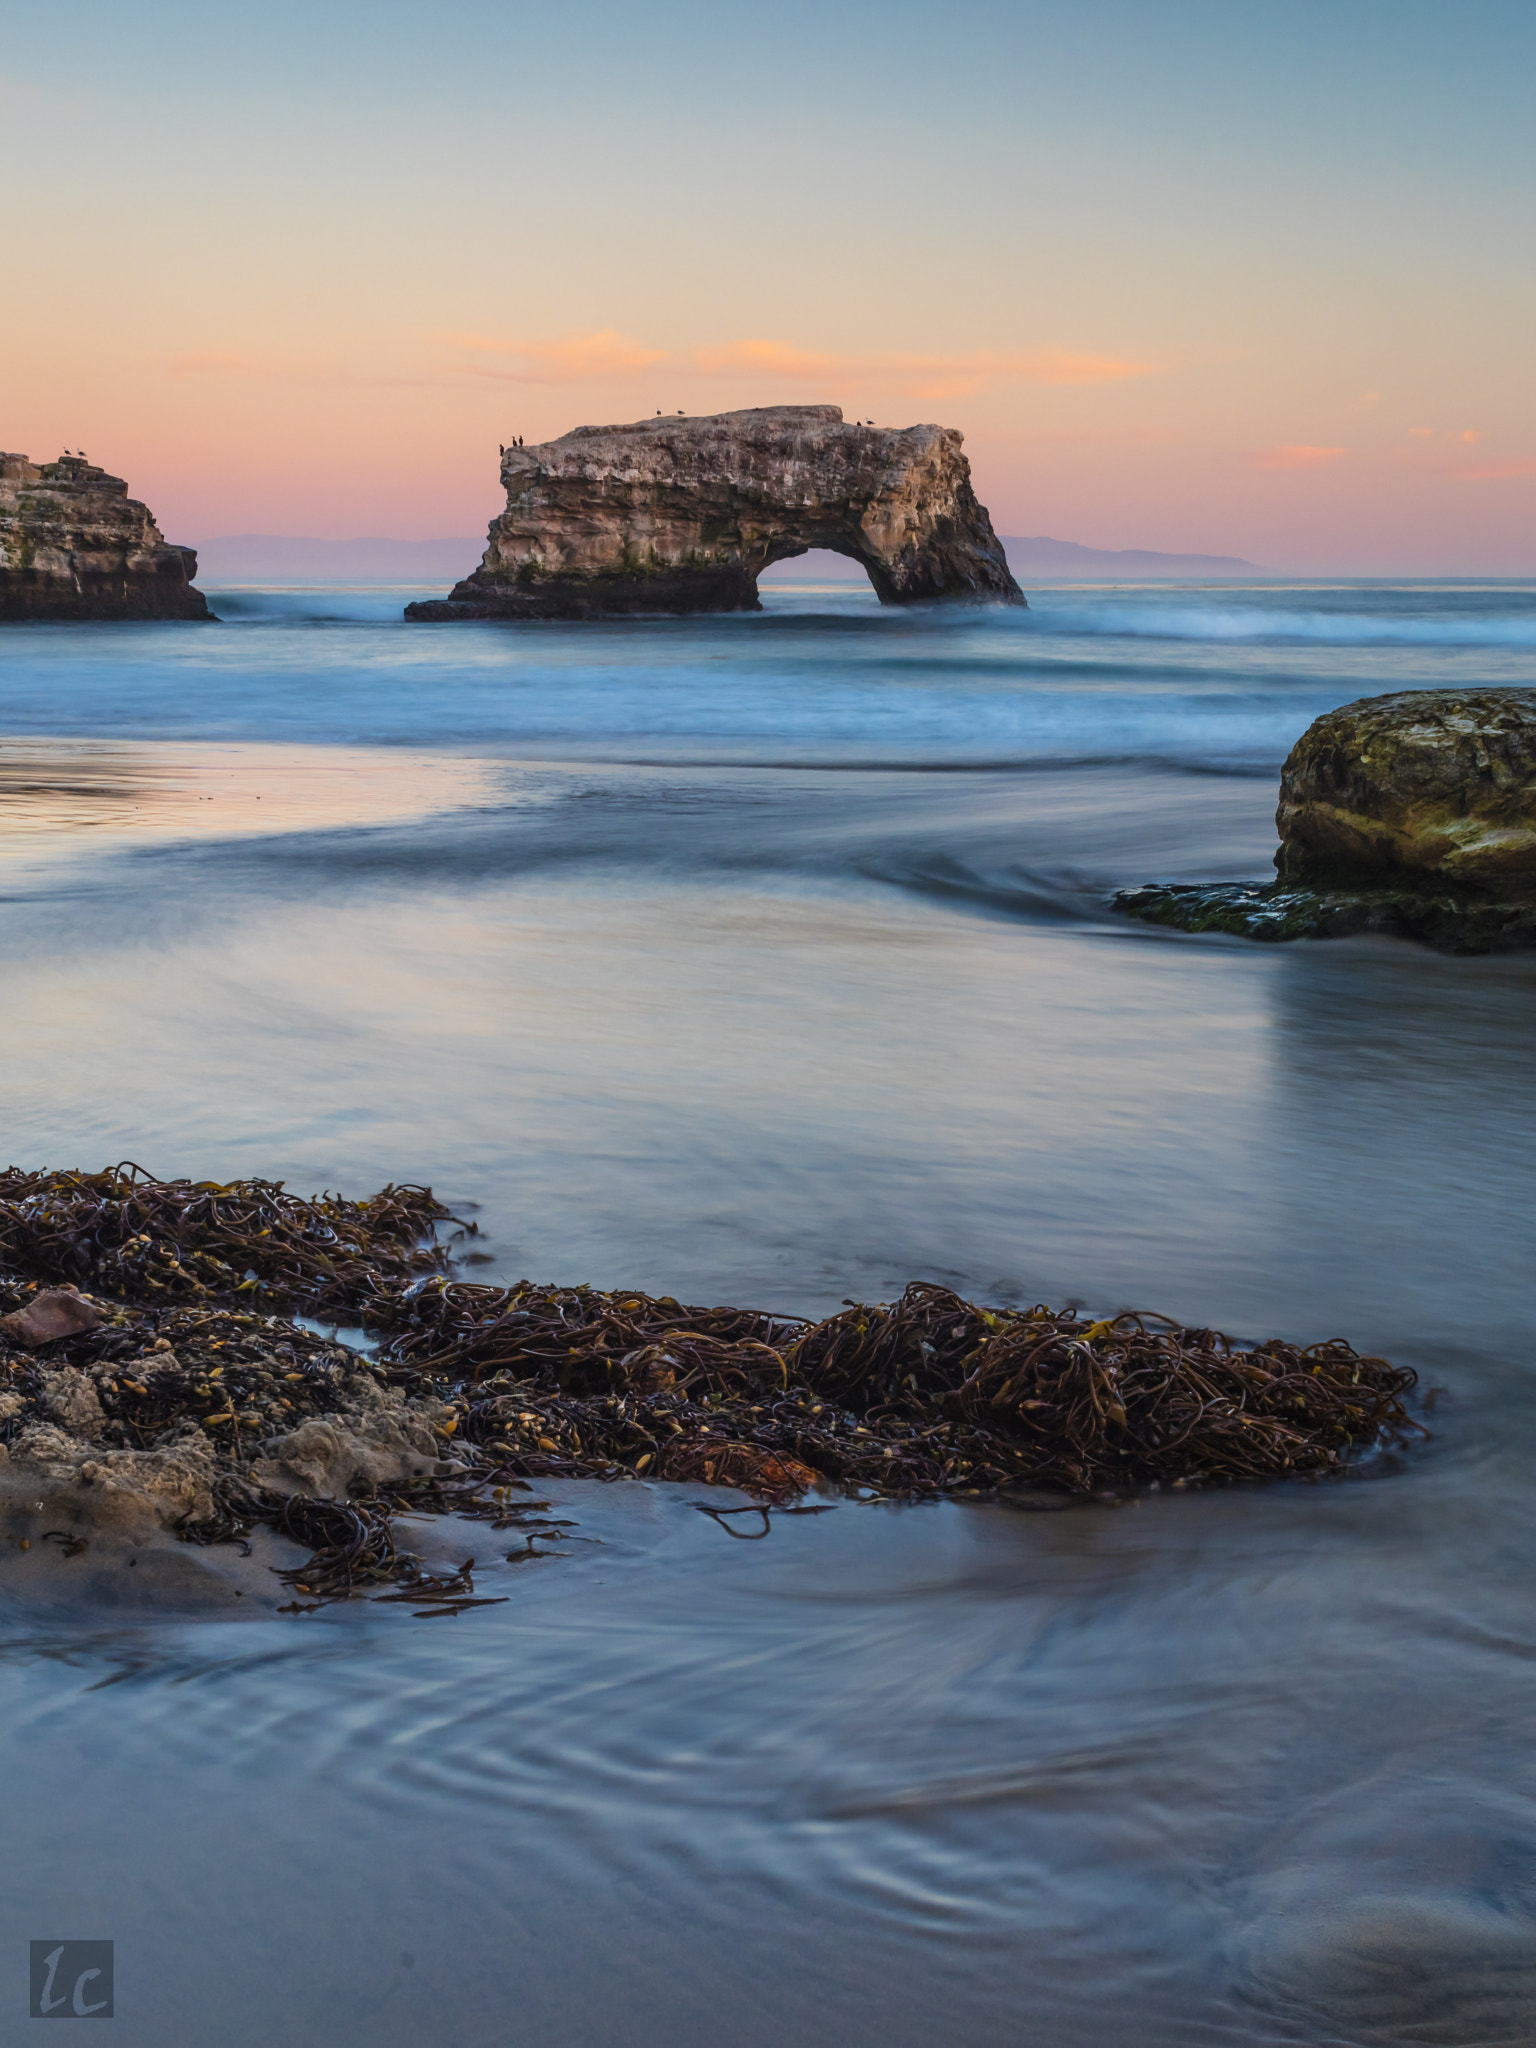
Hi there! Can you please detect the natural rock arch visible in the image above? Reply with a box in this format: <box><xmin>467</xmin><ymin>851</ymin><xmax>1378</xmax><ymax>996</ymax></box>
<box><xmin>406</xmin><ymin>405</ymin><xmax>1023</xmax><ymax>620</ymax></box>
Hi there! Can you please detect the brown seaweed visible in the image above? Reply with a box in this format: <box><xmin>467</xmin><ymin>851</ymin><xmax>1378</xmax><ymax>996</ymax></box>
<box><xmin>0</xmin><ymin>1162</ymin><xmax>455</xmax><ymax>1313</ymax></box>
<box><xmin>0</xmin><ymin>1167</ymin><xmax>1423</xmax><ymax>1610</ymax></box>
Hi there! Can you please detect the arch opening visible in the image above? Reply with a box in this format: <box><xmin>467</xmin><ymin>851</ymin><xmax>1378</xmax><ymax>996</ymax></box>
<box><xmin>755</xmin><ymin>531</ymin><xmax>888</xmax><ymax>601</ymax></box>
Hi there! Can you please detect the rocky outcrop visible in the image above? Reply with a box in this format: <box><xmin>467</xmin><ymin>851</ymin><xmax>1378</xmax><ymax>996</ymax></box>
<box><xmin>1111</xmin><ymin>879</ymin><xmax>1536</xmax><ymax>951</ymax></box>
<box><xmin>1275</xmin><ymin>688</ymin><xmax>1536</xmax><ymax>893</ymax></box>
<box><xmin>405</xmin><ymin>405</ymin><xmax>1023</xmax><ymax>620</ymax></box>
<box><xmin>0</xmin><ymin>452</ymin><xmax>211</xmax><ymax>620</ymax></box>
<box><xmin>1114</xmin><ymin>689</ymin><xmax>1536</xmax><ymax>954</ymax></box>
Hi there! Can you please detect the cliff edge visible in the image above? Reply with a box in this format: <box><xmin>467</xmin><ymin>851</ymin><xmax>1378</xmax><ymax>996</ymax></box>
<box><xmin>0</xmin><ymin>453</ymin><xmax>211</xmax><ymax>621</ymax></box>
<box><xmin>406</xmin><ymin>406</ymin><xmax>1023</xmax><ymax>620</ymax></box>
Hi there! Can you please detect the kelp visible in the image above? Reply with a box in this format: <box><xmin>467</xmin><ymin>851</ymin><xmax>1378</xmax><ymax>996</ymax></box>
<box><xmin>0</xmin><ymin>1163</ymin><xmax>454</xmax><ymax>1313</ymax></box>
<box><xmin>0</xmin><ymin>1168</ymin><xmax>1422</xmax><ymax>1607</ymax></box>
<box><xmin>367</xmin><ymin>1274</ymin><xmax>1417</xmax><ymax>1496</ymax></box>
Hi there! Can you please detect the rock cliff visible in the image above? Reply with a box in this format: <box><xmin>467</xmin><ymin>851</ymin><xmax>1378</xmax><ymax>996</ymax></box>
<box><xmin>0</xmin><ymin>453</ymin><xmax>211</xmax><ymax>621</ymax></box>
<box><xmin>405</xmin><ymin>405</ymin><xmax>1023</xmax><ymax>620</ymax></box>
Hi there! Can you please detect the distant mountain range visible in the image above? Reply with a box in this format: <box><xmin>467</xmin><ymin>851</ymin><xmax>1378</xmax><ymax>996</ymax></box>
<box><xmin>195</xmin><ymin>532</ymin><xmax>1257</xmax><ymax>583</ymax></box>
<box><xmin>1001</xmin><ymin>535</ymin><xmax>1255</xmax><ymax>575</ymax></box>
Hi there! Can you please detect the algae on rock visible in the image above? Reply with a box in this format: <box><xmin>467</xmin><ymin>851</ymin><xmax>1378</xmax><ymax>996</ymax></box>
<box><xmin>1114</xmin><ymin>689</ymin><xmax>1536</xmax><ymax>953</ymax></box>
<box><xmin>1277</xmin><ymin>688</ymin><xmax>1536</xmax><ymax>895</ymax></box>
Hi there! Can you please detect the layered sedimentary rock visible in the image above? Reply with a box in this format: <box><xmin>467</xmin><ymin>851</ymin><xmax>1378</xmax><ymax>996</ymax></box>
<box><xmin>0</xmin><ymin>452</ymin><xmax>211</xmax><ymax>620</ymax></box>
<box><xmin>1115</xmin><ymin>689</ymin><xmax>1536</xmax><ymax>953</ymax></box>
<box><xmin>405</xmin><ymin>405</ymin><xmax>1023</xmax><ymax>620</ymax></box>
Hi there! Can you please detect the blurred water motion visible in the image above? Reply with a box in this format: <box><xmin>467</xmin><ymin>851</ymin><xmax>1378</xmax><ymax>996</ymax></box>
<box><xmin>2</xmin><ymin>579</ymin><xmax>1535</xmax><ymax>2046</ymax></box>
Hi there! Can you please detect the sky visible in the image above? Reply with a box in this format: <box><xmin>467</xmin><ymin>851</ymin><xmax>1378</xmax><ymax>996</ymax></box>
<box><xmin>3</xmin><ymin>0</ymin><xmax>1533</xmax><ymax>571</ymax></box>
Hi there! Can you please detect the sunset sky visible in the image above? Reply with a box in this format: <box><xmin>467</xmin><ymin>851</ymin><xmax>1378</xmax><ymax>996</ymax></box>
<box><xmin>5</xmin><ymin>0</ymin><xmax>1532</xmax><ymax>571</ymax></box>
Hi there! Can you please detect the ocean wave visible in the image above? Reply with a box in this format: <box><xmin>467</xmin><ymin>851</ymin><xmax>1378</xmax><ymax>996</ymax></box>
<box><xmin>1028</xmin><ymin>600</ymin><xmax>1536</xmax><ymax>648</ymax></box>
<box><xmin>203</xmin><ymin>586</ymin><xmax>446</xmax><ymax>624</ymax></box>
<box><xmin>2</xmin><ymin>582</ymin><xmax>1532</xmax><ymax>775</ymax></box>
<box><xmin>201</xmin><ymin>580</ymin><xmax>1536</xmax><ymax>653</ymax></box>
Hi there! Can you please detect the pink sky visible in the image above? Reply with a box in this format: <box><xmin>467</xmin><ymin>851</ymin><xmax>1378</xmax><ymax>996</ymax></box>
<box><xmin>5</xmin><ymin>0</ymin><xmax>1532</xmax><ymax>573</ymax></box>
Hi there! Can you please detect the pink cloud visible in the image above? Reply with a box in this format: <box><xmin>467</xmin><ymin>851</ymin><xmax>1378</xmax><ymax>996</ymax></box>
<box><xmin>447</xmin><ymin>329</ymin><xmax>668</xmax><ymax>383</ymax></box>
<box><xmin>694</xmin><ymin>338</ymin><xmax>1155</xmax><ymax>395</ymax></box>
<box><xmin>441</xmin><ymin>331</ymin><xmax>1154</xmax><ymax>398</ymax></box>
<box><xmin>163</xmin><ymin>329</ymin><xmax>1159</xmax><ymax>415</ymax></box>
<box><xmin>1454</xmin><ymin>457</ymin><xmax>1536</xmax><ymax>481</ymax></box>
<box><xmin>1249</xmin><ymin>444</ymin><xmax>1347</xmax><ymax>472</ymax></box>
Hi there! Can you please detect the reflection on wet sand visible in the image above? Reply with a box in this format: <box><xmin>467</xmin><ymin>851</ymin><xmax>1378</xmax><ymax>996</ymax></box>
<box><xmin>0</xmin><ymin>737</ymin><xmax>503</xmax><ymax>863</ymax></box>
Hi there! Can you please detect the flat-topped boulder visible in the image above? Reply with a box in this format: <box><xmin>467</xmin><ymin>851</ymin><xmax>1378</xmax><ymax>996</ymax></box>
<box><xmin>0</xmin><ymin>452</ymin><xmax>211</xmax><ymax>621</ymax></box>
<box><xmin>406</xmin><ymin>405</ymin><xmax>1023</xmax><ymax>620</ymax></box>
<box><xmin>1115</xmin><ymin>688</ymin><xmax>1536</xmax><ymax>953</ymax></box>
<box><xmin>1275</xmin><ymin>688</ymin><xmax>1536</xmax><ymax>894</ymax></box>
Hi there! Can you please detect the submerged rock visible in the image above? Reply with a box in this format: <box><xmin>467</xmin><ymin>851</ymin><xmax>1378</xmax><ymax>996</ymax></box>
<box><xmin>1277</xmin><ymin>688</ymin><xmax>1536</xmax><ymax>894</ymax></box>
<box><xmin>0</xmin><ymin>452</ymin><xmax>211</xmax><ymax>621</ymax></box>
<box><xmin>1115</xmin><ymin>689</ymin><xmax>1536</xmax><ymax>953</ymax></box>
<box><xmin>405</xmin><ymin>405</ymin><xmax>1023</xmax><ymax>621</ymax></box>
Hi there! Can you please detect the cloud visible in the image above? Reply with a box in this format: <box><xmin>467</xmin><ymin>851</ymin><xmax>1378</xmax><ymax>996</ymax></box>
<box><xmin>1454</xmin><ymin>456</ymin><xmax>1536</xmax><ymax>481</ymax></box>
<box><xmin>170</xmin><ymin>328</ymin><xmax>1157</xmax><ymax>407</ymax></box>
<box><xmin>447</xmin><ymin>329</ymin><xmax>669</xmax><ymax>383</ymax></box>
<box><xmin>443</xmin><ymin>331</ymin><xmax>1154</xmax><ymax>399</ymax></box>
<box><xmin>693</xmin><ymin>338</ymin><xmax>1155</xmax><ymax>397</ymax></box>
<box><xmin>1249</xmin><ymin>444</ymin><xmax>1346</xmax><ymax>472</ymax></box>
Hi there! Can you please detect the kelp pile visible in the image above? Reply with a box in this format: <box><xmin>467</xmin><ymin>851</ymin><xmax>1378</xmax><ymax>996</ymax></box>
<box><xmin>0</xmin><ymin>1163</ymin><xmax>451</xmax><ymax>1313</ymax></box>
<box><xmin>376</xmin><ymin>1275</ymin><xmax>1418</xmax><ymax>1497</ymax></box>
<box><xmin>1</xmin><ymin>1166</ymin><xmax>1421</xmax><ymax>1605</ymax></box>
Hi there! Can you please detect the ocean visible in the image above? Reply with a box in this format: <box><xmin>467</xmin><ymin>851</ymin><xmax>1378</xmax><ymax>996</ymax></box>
<box><xmin>2</xmin><ymin>575</ymin><xmax>1535</xmax><ymax>2045</ymax></box>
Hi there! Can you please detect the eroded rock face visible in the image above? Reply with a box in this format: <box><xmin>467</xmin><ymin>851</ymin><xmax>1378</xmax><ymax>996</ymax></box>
<box><xmin>1276</xmin><ymin>689</ymin><xmax>1536</xmax><ymax>894</ymax></box>
<box><xmin>405</xmin><ymin>405</ymin><xmax>1023</xmax><ymax>620</ymax></box>
<box><xmin>0</xmin><ymin>452</ymin><xmax>211</xmax><ymax>620</ymax></box>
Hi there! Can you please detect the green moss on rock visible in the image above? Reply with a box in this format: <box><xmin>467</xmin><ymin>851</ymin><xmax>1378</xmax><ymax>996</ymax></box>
<box><xmin>1112</xmin><ymin>881</ymin><xmax>1536</xmax><ymax>954</ymax></box>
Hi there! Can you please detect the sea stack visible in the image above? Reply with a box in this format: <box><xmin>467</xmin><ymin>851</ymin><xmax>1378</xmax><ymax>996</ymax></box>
<box><xmin>0</xmin><ymin>453</ymin><xmax>211</xmax><ymax>621</ymax></box>
<box><xmin>405</xmin><ymin>405</ymin><xmax>1024</xmax><ymax>621</ymax></box>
